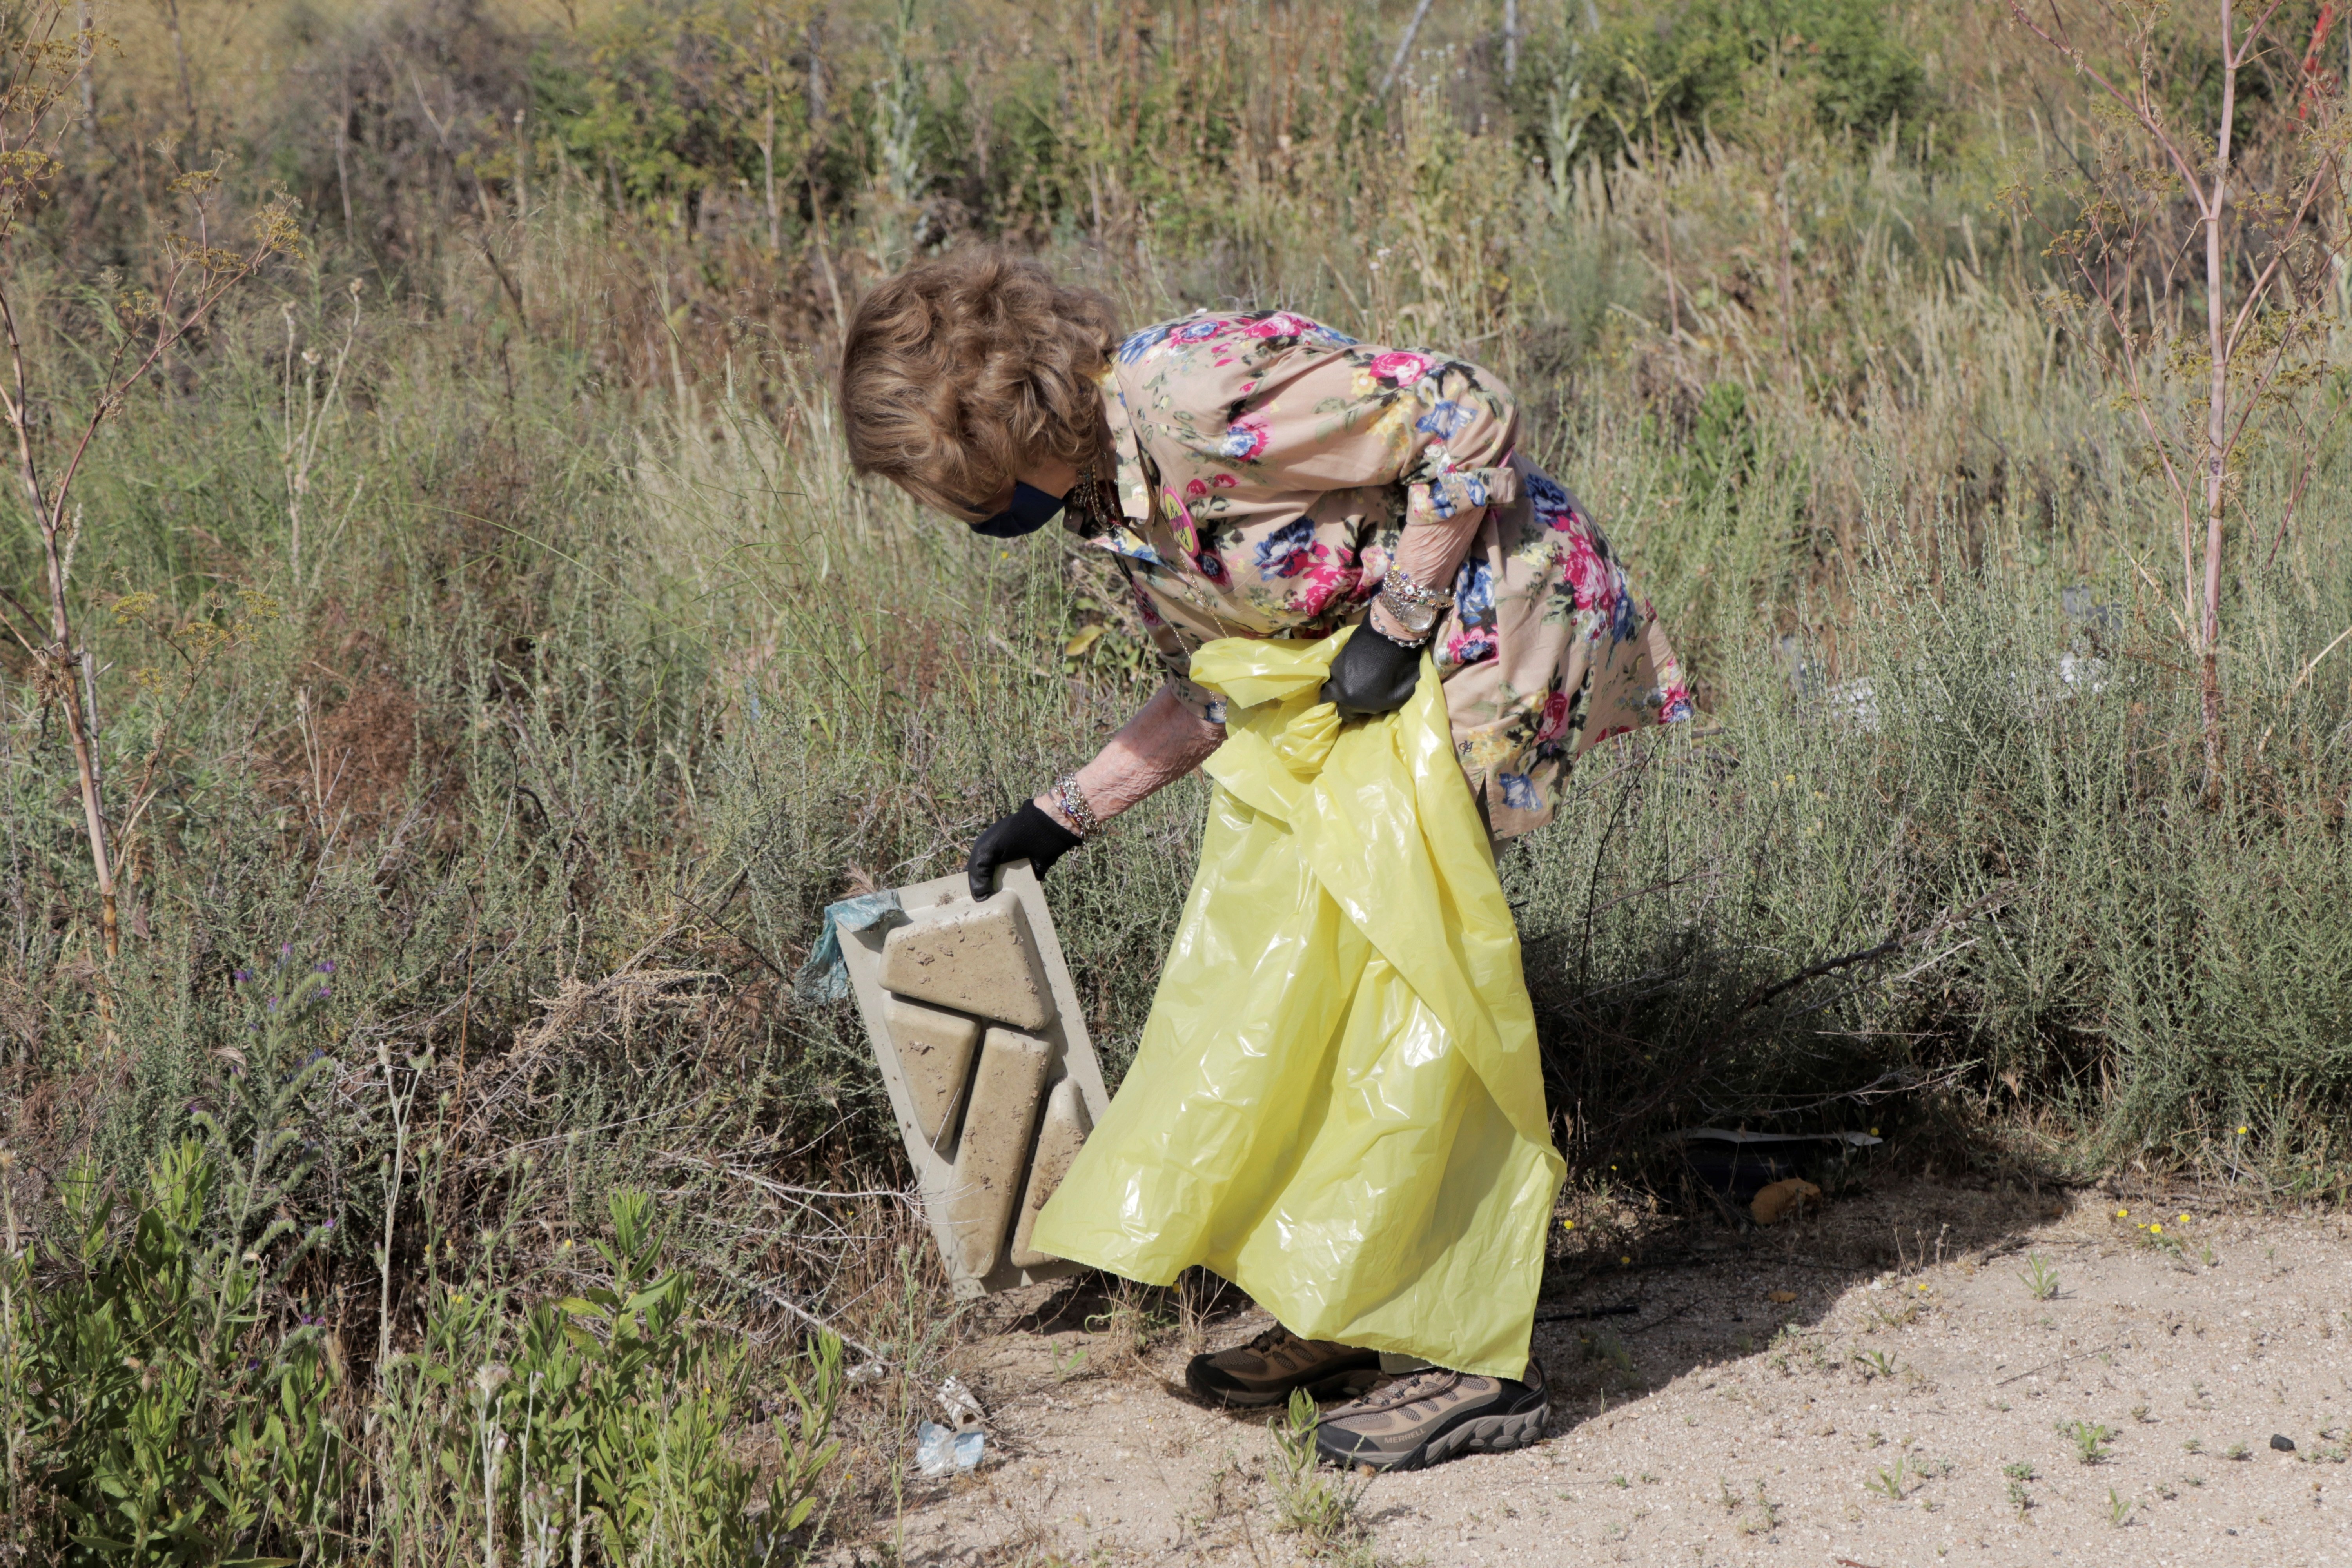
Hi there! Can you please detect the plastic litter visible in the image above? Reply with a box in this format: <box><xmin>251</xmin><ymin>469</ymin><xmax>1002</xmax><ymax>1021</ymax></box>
<box><xmin>914</xmin><ymin>1420</ymin><xmax>985</xmax><ymax>1476</ymax></box>
<box><xmin>792</xmin><ymin>891</ymin><xmax>906</xmax><ymax>1002</ymax></box>
<box><xmin>936</xmin><ymin>1375</ymin><xmax>985</xmax><ymax>1430</ymax></box>
<box><xmin>1750</xmin><ymin>1178</ymin><xmax>1823</xmax><ymax>1226</ymax></box>
<box><xmin>1028</xmin><ymin>630</ymin><xmax>1564</xmax><ymax>1379</ymax></box>
<box><xmin>845</xmin><ymin>1360</ymin><xmax>889</xmax><ymax>1385</ymax></box>
<box><xmin>1675</xmin><ymin>1128</ymin><xmax>1879</xmax><ymax>1204</ymax></box>
<box><xmin>1670</xmin><ymin>1127</ymin><xmax>1883</xmax><ymax>1147</ymax></box>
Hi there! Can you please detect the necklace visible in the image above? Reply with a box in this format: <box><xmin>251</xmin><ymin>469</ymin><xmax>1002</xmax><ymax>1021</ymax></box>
<box><xmin>1066</xmin><ymin>440</ymin><xmax>1116</xmax><ymax>536</ymax></box>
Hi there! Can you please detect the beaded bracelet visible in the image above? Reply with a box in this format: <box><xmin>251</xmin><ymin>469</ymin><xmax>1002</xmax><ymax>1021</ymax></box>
<box><xmin>1049</xmin><ymin>773</ymin><xmax>1100</xmax><ymax>840</ymax></box>
<box><xmin>1382</xmin><ymin>563</ymin><xmax>1455</xmax><ymax>613</ymax></box>
<box><xmin>1378</xmin><ymin>564</ymin><xmax>1455</xmax><ymax>641</ymax></box>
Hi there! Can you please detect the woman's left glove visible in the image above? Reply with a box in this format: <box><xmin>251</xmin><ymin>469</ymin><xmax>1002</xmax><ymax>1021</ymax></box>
<box><xmin>1320</xmin><ymin>622</ymin><xmax>1425</xmax><ymax>716</ymax></box>
<box><xmin>967</xmin><ymin>802</ymin><xmax>1082</xmax><ymax>900</ymax></box>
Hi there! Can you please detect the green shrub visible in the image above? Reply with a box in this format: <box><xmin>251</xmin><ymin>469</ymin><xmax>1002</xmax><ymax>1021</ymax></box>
<box><xmin>8</xmin><ymin>1122</ymin><xmax>347</xmax><ymax>1563</ymax></box>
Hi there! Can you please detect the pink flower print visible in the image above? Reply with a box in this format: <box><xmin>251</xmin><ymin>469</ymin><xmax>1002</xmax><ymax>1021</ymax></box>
<box><xmin>1130</xmin><ymin>582</ymin><xmax>1167</xmax><ymax>628</ymax></box>
<box><xmin>1368</xmin><ymin>350</ymin><xmax>1435</xmax><ymax>387</ymax></box>
<box><xmin>1220</xmin><ymin>415</ymin><xmax>1270</xmax><ymax>461</ymax></box>
<box><xmin>1211</xmin><ymin>473</ymin><xmax>1238</xmax><ymax>488</ymax></box>
<box><xmin>1287</xmin><ymin>568</ymin><xmax>1351</xmax><ymax>619</ymax></box>
<box><xmin>1242</xmin><ymin>311</ymin><xmax>1315</xmax><ymax>339</ymax></box>
<box><xmin>1535</xmin><ymin>690</ymin><xmax>1574</xmax><ymax>743</ymax></box>
<box><xmin>1560</xmin><ymin>528</ymin><xmax>1616</xmax><ymax>614</ymax></box>
<box><xmin>1184</xmin><ymin>478</ymin><xmax>1209</xmax><ymax>499</ymax></box>
<box><xmin>1285</xmin><ymin>546</ymin><xmax>1361</xmax><ymax>620</ymax></box>
<box><xmin>1443</xmin><ymin>619</ymin><xmax>1497</xmax><ymax>668</ymax></box>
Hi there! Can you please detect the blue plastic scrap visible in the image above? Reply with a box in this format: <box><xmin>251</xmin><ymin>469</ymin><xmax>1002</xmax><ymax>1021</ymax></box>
<box><xmin>793</xmin><ymin>891</ymin><xmax>907</xmax><ymax>1002</ymax></box>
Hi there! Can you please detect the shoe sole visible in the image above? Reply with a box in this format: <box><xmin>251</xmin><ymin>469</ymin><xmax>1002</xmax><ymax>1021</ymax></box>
<box><xmin>1185</xmin><ymin>1362</ymin><xmax>1380</xmax><ymax>1410</ymax></box>
<box><xmin>1314</xmin><ymin>1396</ymin><xmax>1550</xmax><ymax>1473</ymax></box>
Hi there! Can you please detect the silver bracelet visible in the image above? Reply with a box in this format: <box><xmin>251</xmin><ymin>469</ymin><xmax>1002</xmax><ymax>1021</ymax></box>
<box><xmin>1049</xmin><ymin>774</ymin><xmax>1100</xmax><ymax>840</ymax></box>
<box><xmin>1378</xmin><ymin>564</ymin><xmax>1454</xmax><ymax>639</ymax></box>
<box><xmin>1381</xmin><ymin>563</ymin><xmax>1455</xmax><ymax>613</ymax></box>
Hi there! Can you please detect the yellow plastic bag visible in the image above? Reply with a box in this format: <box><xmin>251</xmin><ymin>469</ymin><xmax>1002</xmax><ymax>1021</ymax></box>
<box><xmin>1029</xmin><ymin>629</ymin><xmax>1566</xmax><ymax>1377</ymax></box>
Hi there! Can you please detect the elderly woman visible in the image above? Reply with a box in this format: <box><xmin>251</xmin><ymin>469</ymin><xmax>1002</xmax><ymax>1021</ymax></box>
<box><xmin>841</xmin><ymin>249</ymin><xmax>1689</xmax><ymax>1471</ymax></box>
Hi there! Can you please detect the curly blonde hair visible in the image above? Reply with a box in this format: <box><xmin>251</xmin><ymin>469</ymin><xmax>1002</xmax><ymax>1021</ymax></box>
<box><xmin>839</xmin><ymin>247</ymin><xmax>1120</xmax><ymax>521</ymax></box>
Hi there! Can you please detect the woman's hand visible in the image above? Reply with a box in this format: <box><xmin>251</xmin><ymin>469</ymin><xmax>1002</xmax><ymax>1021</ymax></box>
<box><xmin>964</xmin><ymin>681</ymin><xmax>1225</xmax><ymax>899</ymax></box>
<box><xmin>967</xmin><ymin>802</ymin><xmax>1082</xmax><ymax>899</ymax></box>
<box><xmin>1320</xmin><ymin>619</ymin><xmax>1425</xmax><ymax>716</ymax></box>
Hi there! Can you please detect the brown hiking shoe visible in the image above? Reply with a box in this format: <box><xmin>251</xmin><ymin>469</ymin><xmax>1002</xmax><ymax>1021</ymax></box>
<box><xmin>1312</xmin><ymin>1358</ymin><xmax>1549</xmax><ymax>1472</ymax></box>
<box><xmin>1183</xmin><ymin>1325</ymin><xmax>1382</xmax><ymax>1409</ymax></box>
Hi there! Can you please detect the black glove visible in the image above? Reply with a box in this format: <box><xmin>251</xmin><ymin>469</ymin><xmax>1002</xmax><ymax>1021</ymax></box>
<box><xmin>1320</xmin><ymin>621</ymin><xmax>1425</xmax><ymax>716</ymax></box>
<box><xmin>967</xmin><ymin>801</ymin><xmax>1082</xmax><ymax>900</ymax></box>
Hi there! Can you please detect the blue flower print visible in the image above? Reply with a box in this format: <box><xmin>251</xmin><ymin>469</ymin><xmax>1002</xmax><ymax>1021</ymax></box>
<box><xmin>1452</xmin><ymin>557</ymin><xmax>1497</xmax><ymax>624</ymax></box>
<box><xmin>1220</xmin><ymin>416</ymin><xmax>1271</xmax><ymax>460</ymax></box>
<box><xmin>1254</xmin><ymin>518</ymin><xmax>1320</xmax><ymax>579</ymax></box>
<box><xmin>1496</xmin><ymin>771</ymin><xmax>1544</xmax><ymax>811</ymax></box>
<box><xmin>1608</xmin><ymin>586</ymin><xmax>1642</xmax><ymax>643</ymax></box>
<box><xmin>1416</xmin><ymin>400</ymin><xmax>1473</xmax><ymax>439</ymax></box>
<box><xmin>1170</xmin><ymin>317</ymin><xmax>1225</xmax><ymax>345</ymax></box>
<box><xmin>1118</xmin><ymin>322</ymin><xmax>1177</xmax><ymax>364</ymax></box>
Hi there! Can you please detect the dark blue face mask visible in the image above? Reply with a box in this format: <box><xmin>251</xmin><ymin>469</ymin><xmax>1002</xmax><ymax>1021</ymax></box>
<box><xmin>971</xmin><ymin>482</ymin><xmax>1067</xmax><ymax>539</ymax></box>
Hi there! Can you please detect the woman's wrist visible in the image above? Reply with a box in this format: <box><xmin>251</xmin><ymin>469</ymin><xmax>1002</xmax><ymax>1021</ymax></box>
<box><xmin>1033</xmin><ymin>791</ymin><xmax>1079</xmax><ymax>834</ymax></box>
<box><xmin>1367</xmin><ymin>597</ymin><xmax>1431</xmax><ymax>647</ymax></box>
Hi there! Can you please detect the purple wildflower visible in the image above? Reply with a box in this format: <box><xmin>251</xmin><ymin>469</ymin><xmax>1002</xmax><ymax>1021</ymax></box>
<box><xmin>315</xmin><ymin>960</ymin><xmax>336</xmax><ymax>975</ymax></box>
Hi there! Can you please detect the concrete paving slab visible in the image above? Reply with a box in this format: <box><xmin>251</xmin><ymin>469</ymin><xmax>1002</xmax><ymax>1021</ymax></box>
<box><xmin>1008</xmin><ymin>1077</ymin><xmax>1091</xmax><ymax>1270</ymax></box>
<box><xmin>942</xmin><ymin>1028</ymin><xmax>1052</xmax><ymax>1279</ymax></box>
<box><xmin>837</xmin><ymin>861</ymin><xmax>1114</xmax><ymax>1297</ymax></box>
<box><xmin>881</xmin><ymin>996</ymin><xmax>982</xmax><ymax>1146</ymax></box>
<box><xmin>878</xmin><ymin>898</ymin><xmax>1054</xmax><ymax>1031</ymax></box>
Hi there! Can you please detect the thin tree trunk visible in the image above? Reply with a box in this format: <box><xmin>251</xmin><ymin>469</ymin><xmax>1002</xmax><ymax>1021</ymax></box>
<box><xmin>334</xmin><ymin>80</ymin><xmax>355</xmax><ymax>243</ymax></box>
<box><xmin>1380</xmin><ymin>0</ymin><xmax>1437</xmax><ymax>97</ymax></box>
<box><xmin>2200</xmin><ymin>2</ymin><xmax>2238</xmax><ymax>801</ymax></box>
<box><xmin>42</xmin><ymin>524</ymin><xmax>116</xmax><ymax>960</ymax></box>
<box><xmin>158</xmin><ymin>0</ymin><xmax>197</xmax><ymax>146</ymax></box>
<box><xmin>1504</xmin><ymin>0</ymin><xmax>1519</xmax><ymax>84</ymax></box>
<box><xmin>807</xmin><ymin>11</ymin><xmax>826</xmax><ymax>124</ymax></box>
<box><xmin>763</xmin><ymin>91</ymin><xmax>780</xmax><ymax>252</ymax></box>
<box><xmin>75</xmin><ymin>0</ymin><xmax>95</xmax><ymax>151</ymax></box>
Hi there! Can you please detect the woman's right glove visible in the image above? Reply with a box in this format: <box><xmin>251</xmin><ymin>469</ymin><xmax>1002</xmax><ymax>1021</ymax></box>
<box><xmin>967</xmin><ymin>801</ymin><xmax>1082</xmax><ymax>900</ymax></box>
<box><xmin>1320</xmin><ymin>622</ymin><xmax>1425</xmax><ymax>716</ymax></box>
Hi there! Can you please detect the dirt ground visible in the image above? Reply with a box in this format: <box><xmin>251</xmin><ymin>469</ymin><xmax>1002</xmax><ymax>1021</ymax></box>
<box><xmin>855</xmin><ymin>1180</ymin><xmax>2352</xmax><ymax>1566</ymax></box>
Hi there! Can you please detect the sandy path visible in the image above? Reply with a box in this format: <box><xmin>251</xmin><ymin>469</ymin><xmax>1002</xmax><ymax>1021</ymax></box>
<box><xmin>873</xmin><ymin>1183</ymin><xmax>2351</xmax><ymax>1566</ymax></box>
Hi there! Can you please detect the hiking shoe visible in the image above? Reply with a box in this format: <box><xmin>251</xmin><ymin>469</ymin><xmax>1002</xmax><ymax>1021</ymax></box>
<box><xmin>1312</xmin><ymin>1358</ymin><xmax>1549</xmax><ymax>1472</ymax></box>
<box><xmin>1183</xmin><ymin>1326</ymin><xmax>1383</xmax><ymax>1409</ymax></box>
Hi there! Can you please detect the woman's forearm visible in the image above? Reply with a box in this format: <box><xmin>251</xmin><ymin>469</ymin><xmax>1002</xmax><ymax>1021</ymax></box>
<box><xmin>1370</xmin><ymin>510</ymin><xmax>1485</xmax><ymax>642</ymax></box>
<box><xmin>1037</xmin><ymin>679</ymin><xmax>1225</xmax><ymax>830</ymax></box>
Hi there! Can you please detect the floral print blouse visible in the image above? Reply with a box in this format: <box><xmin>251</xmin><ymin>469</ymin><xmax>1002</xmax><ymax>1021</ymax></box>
<box><xmin>1081</xmin><ymin>309</ymin><xmax>1693</xmax><ymax>840</ymax></box>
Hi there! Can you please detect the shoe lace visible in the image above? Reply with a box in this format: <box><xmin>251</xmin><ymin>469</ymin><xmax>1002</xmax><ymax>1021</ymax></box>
<box><xmin>1245</xmin><ymin>1325</ymin><xmax>1300</xmax><ymax>1355</ymax></box>
<box><xmin>1349</xmin><ymin>1368</ymin><xmax>1461</xmax><ymax>1415</ymax></box>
